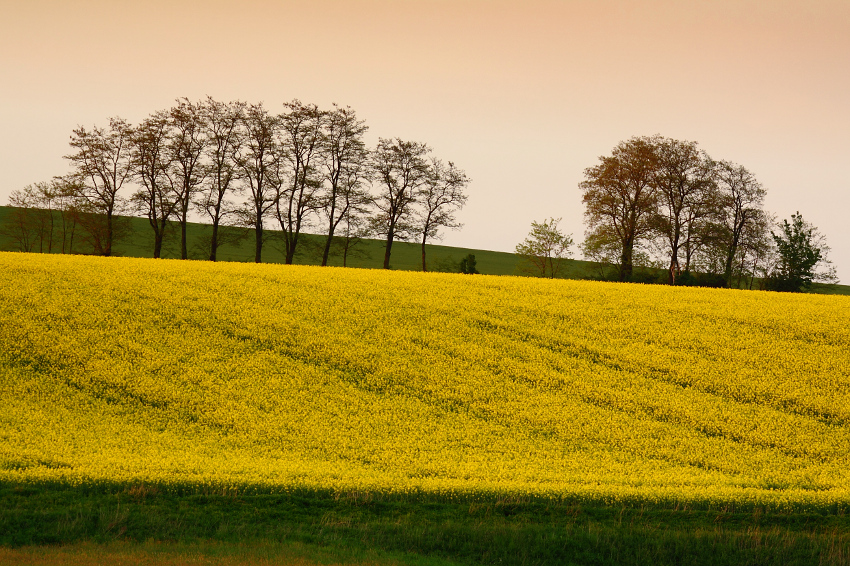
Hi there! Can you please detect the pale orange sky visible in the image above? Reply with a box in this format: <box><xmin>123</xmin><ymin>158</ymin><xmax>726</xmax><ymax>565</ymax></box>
<box><xmin>1</xmin><ymin>0</ymin><xmax>848</xmax><ymax>280</ymax></box>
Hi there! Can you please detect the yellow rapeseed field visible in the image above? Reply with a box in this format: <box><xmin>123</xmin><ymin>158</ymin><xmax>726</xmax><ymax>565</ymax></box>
<box><xmin>1</xmin><ymin>251</ymin><xmax>849</xmax><ymax>509</ymax></box>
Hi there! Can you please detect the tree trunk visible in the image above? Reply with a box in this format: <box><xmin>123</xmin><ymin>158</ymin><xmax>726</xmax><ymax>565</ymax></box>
<box><xmin>105</xmin><ymin>209</ymin><xmax>114</xmax><ymax>257</ymax></box>
<box><xmin>321</xmin><ymin>235</ymin><xmax>333</xmax><ymax>267</ymax></box>
<box><xmin>668</xmin><ymin>251</ymin><xmax>679</xmax><ymax>285</ymax></box>
<box><xmin>181</xmin><ymin>218</ymin><xmax>188</xmax><ymax>260</ymax></box>
<box><xmin>383</xmin><ymin>231</ymin><xmax>394</xmax><ymax>269</ymax></box>
<box><xmin>321</xmin><ymin>202</ymin><xmax>337</xmax><ymax>267</ymax></box>
<box><xmin>210</xmin><ymin>218</ymin><xmax>219</xmax><ymax>262</ymax></box>
<box><xmin>724</xmin><ymin>224</ymin><xmax>743</xmax><ymax>287</ymax></box>
<box><xmin>668</xmin><ymin>232</ymin><xmax>680</xmax><ymax>285</ymax></box>
<box><xmin>420</xmin><ymin>233</ymin><xmax>428</xmax><ymax>272</ymax></box>
<box><xmin>254</xmin><ymin>217</ymin><xmax>263</xmax><ymax>263</ymax></box>
<box><xmin>285</xmin><ymin>240</ymin><xmax>296</xmax><ymax>265</ymax></box>
<box><xmin>619</xmin><ymin>238</ymin><xmax>634</xmax><ymax>282</ymax></box>
<box><xmin>153</xmin><ymin>231</ymin><xmax>164</xmax><ymax>259</ymax></box>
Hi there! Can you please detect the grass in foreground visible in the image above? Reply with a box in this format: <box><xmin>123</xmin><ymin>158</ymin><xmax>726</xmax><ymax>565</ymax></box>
<box><xmin>3</xmin><ymin>483</ymin><xmax>850</xmax><ymax>566</ymax></box>
<box><xmin>0</xmin><ymin>540</ymin><xmax>406</xmax><ymax>566</ymax></box>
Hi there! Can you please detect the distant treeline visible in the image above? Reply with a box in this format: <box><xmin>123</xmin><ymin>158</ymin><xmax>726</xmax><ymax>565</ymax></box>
<box><xmin>1</xmin><ymin>98</ymin><xmax>469</xmax><ymax>272</ymax></box>
<box><xmin>574</xmin><ymin>135</ymin><xmax>837</xmax><ymax>292</ymax></box>
<box><xmin>2</xmin><ymin>100</ymin><xmax>838</xmax><ymax>291</ymax></box>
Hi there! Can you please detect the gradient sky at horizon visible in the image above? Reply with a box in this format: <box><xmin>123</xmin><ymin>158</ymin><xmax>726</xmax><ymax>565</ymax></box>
<box><xmin>2</xmin><ymin>0</ymin><xmax>848</xmax><ymax>280</ymax></box>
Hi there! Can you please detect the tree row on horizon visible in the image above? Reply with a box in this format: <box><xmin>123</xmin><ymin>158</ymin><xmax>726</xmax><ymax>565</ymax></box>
<box><xmin>2</xmin><ymin>103</ymin><xmax>838</xmax><ymax>291</ymax></box>
<box><xmin>1</xmin><ymin>97</ymin><xmax>469</xmax><ymax>272</ymax></box>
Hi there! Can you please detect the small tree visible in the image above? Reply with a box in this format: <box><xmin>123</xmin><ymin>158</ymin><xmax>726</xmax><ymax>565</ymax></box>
<box><xmin>459</xmin><ymin>254</ymin><xmax>479</xmax><ymax>274</ymax></box>
<box><xmin>765</xmin><ymin>212</ymin><xmax>836</xmax><ymax>292</ymax></box>
<box><xmin>580</xmin><ymin>227</ymin><xmax>621</xmax><ymax>280</ymax></box>
<box><xmin>515</xmin><ymin>218</ymin><xmax>574</xmax><ymax>278</ymax></box>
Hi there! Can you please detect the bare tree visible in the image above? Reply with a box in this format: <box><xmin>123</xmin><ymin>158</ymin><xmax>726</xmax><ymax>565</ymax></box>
<box><xmin>372</xmin><ymin>138</ymin><xmax>430</xmax><ymax>269</ymax></box>
<box><xmin>3</xmin><ymin>184</ymin><xmax>51</xmax><ymax>252</ymax></box>
<box><xmin>733</xmin><ymin>208</ymin><xmax>774</xmax><ymax>289</ymax></box>
<box><xmin>318</xmin><ymin>104</ymin><xmax>369</xmax><ymax>267</ymax></box>
<box><xmin>330</xmin><ymin>204</ymin><xmax>373</xmax><ymax>267</ymax></box>
<box><xmin>131</xmin><ymin>110</ymin><xmax>178</xmax><ymax>259</ymax></box>
<box><xmin>416</xmin><ymin>159</ymin><xmax>469</xmax><ymax>271</ymax></box>
<box><xmin>713</xmin><ymin>161</ymin><xmax>766</xmax><ymax>287</ymax></box>
<box><xmin>234</xmin><ymin>103</ymin><xmax>278</xmax><ymax>263</ymax></box>
<box><xmin>515</xmin><ymin>217</ymin><xmax>574</xmax><ymax>278</ymax></box>
<box><xmin>652</xmin><ymin>138</ymin><xmax>715</xmax><ymax>284</ymax></box>
<box><xmin>580</xmin><ymin>136</ymin><xmax>660</xmax><ymax>282</ymax></box>
<box><xmin>64</xmin><ymin>117</ymin><xmax>133</xmax><ymax>256</ymax></box>
<box><xmin>2</xmin><ymin>178</ymin><xmax>87</xmax><ymax>254</ymax></box>
<box><xmin>273</xmin><ymin>100</ymin><xmax>324</xmax><ymax>265</ymax></box>
<box><xmin>198</xmin><ymin>97</ymin><xmax>245</xmax><ymax>261</ymax></box>
<box><xmin>169</xmin><ymin>98</ymin><xmax>208</xmax><ymax>259</ymax></box>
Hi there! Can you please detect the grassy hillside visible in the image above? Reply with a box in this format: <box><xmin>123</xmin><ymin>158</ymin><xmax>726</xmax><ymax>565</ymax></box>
<box><xmin>0</xmin><ymin>205</ymin><xmax>530</xmax><ymax>276</ymax></box>
<box><xmin>3</xmin><ymin>252</ymin><xmax>850</xmax><ymax>564</ymax></box>
<box><xmin>3</xmin><ymin>205</ymin><xmax>847</xmax><ymax>295</ymax></box>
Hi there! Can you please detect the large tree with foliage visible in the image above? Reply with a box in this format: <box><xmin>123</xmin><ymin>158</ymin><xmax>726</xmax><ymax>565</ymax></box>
<box><xmin>712</xmin><ymin>161</ymin><xmax>766</xmax><ymax>287</ymax></box>
<box><xmin>580</xmin><ymin>136</ymin><xmax>660</xmax><ymax>282</ymax></box>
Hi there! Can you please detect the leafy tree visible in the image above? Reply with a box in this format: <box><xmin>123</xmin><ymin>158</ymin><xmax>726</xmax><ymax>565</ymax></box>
<box><xmin>651</xmin><ymin>138</ymin><xmax>715</xmax><ymax>284</ymax></box>
<box><xmin>712</xmin><ymin>161</ymin><xmax>766</xmax><ymax>287</ymax></box>
<box><xmin>580</xmin><ymin>136</ymin><xmax>660</xmax><ymax>282</ymax></box>
<box><xmin>730</xmin><ymin>208</ymin><xmax>774</xmax><ymax>289</ymax></box>
<box><xmin>459</xmin><ymin>254</ymin><xmax>479</xmax><ymax>274</ymax></box>
<box><xmin>580</xmin><ymin>227</ymin><xmax>622</xmax><ymax>281</ymax></box>
<box><xmin>515</xmin><ymin>217</ymin><xmax>573</xmax><ymax>278</ymax></box>
<box><xmin>766</xmin><ymin>212</ymin><xmax>836</xmax><ymax>292</ymax></box>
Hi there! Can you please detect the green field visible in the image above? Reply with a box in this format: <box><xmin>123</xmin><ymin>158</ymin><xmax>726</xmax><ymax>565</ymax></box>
<box><xmin>0</xmin><ymin>205</ymin><xmax>532</xmax><ymax>276</ymax></box>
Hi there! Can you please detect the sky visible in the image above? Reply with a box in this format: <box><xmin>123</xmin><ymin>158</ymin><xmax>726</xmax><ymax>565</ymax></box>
<box><xmin>1</xmin><ymin>0</ymin><xmax>848</xmax><ymax>281</ymax></box>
